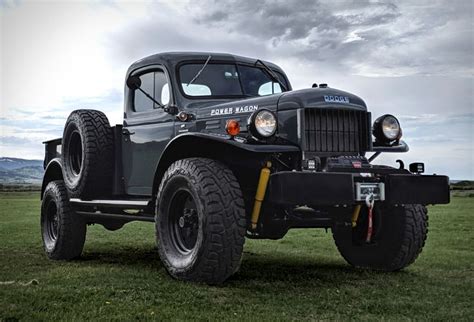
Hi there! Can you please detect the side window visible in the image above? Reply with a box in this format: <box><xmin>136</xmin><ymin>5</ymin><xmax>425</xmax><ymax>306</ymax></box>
<box><xmin>258</xmin><ymin>82</ymin><xmax>282</xmax><ymax>96</ymax></box>
<box><xmin>161</xmin><ymin>84</ymin><xmax>170</xmax><ymax>105</ymax></box>
<box><xmin>134</xmin><ymin>72</ymin><xmax>154</xmax><ymax>112</ymax></box>
<box><xmin>154</xmin><ymin>71</ymin><xmax>170</xmax><ymax>107</ymax></box>
<box><xmin>133</xmin><ymin>69</ymin><xmax>170</xmax><ymax>112</ymax></box>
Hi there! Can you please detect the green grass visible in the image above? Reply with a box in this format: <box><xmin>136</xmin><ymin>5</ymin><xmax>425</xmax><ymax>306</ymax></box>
<box><xmin>1</xmin><ymin>193</ymin><xmax>473</xmax><ymax>321</ymax></box>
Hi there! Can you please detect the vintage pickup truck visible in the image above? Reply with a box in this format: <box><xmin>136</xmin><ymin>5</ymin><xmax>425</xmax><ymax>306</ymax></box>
<box><xmin>41</xmin><ymin>52</ymin><xmax>450</xmax><ymax>284</ymax></box>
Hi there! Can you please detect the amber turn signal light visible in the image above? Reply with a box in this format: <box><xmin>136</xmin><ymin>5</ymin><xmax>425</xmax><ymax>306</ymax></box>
<box><xmin>226</xmin><ymin>119</ymin><xmax>240</xmax><ymax>136</ymax></box>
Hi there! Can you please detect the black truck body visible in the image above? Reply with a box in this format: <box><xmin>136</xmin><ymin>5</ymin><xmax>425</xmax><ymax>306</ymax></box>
<box><xmin>40</xmin><ymin>52</ymin><xmax>450</xmax><ymax>283</ymax></box>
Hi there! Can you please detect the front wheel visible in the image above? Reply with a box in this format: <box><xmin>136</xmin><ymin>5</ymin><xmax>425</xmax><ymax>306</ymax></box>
<box><xmin>332</xmin><ymin>204</ymin><xmax>428</xmax><ymax>271</ymax></box>
<box><xmin>155</xmin><ymin>158</ymin><xmax>246</xmax><ymax>284</ymax></box>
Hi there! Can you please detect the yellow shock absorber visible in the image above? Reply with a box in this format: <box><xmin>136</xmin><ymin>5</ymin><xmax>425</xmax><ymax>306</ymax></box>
<box><xmin>352</xmin><ymin>205</ymin><xmax>362</xmax><ymax>228</ymax></box>
<box><xmin>251</xmin><ymin>161</ymin><xmax>272</xmax><ymax>230</ymax></box>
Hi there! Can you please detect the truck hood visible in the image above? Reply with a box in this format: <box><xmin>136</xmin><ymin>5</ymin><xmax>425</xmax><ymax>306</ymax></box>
<box><xmin>278</xmin><ymin>87</ymin><xmax>367</xmax><ymax>111</ymax></box>
<box><xmin>193</xmin><ymin>87</ymin><xmax>366</xmax><ymax>120</ymax></box>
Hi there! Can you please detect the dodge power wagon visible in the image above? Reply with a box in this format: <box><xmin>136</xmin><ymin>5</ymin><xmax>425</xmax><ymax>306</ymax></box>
<box><xmin>41</xmin><ymin>52</ymin><xmax>450</xmax><ymax>284</ymax></box>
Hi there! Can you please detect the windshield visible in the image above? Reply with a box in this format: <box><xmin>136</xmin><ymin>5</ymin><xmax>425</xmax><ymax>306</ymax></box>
<box><xmin>179</xmin><ymin>63</ymin><xmax>288</xmax><ymax>98</ymax></box>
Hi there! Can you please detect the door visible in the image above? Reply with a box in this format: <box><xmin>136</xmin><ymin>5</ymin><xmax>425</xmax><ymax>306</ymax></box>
<box><xmin>122</xmin><ymin>67</ymin><xmax>175</xmax><ymax>196</ymax></box>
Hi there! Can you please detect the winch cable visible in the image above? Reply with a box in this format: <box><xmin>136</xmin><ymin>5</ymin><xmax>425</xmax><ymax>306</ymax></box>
<box><xmin>365</xmin><ymin>193</ymin><xmax>375</xmax><ymax>243</ymax></box>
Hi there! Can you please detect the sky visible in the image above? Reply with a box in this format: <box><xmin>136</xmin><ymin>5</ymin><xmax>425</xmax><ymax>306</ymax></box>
<box><xmin>0</xmin><ymin>0</ymin><xmax>473</xmax><ymax>179</ymax></box>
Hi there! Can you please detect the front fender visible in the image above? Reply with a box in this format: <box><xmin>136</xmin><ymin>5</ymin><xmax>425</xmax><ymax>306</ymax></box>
<box><xmin>151</xmin><ymin>132</ymin><xmax>300</xmax><ymax>197</ymax></box>
<box><xmin>41</xmin><ymin>158</ymin><xmax>63</xmax><ymax>199</ymax></box>
<box><xmin>174</xmin><ymin>132</ymin><xmax>300</xmax><ymax>153</ymax></box>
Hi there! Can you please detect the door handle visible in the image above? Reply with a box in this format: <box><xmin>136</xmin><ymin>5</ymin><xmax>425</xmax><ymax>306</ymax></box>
<box><xmin>122</xmin><ymin>129</ymin><xmax>135</xmax><ymax>136</ymax></box>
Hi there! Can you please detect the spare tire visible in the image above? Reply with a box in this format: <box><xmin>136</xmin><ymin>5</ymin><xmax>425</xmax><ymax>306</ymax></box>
<box><xmin>62</xmin><ymin>109</ymin><xmax>114</xmax><ymax>198</ymax></box>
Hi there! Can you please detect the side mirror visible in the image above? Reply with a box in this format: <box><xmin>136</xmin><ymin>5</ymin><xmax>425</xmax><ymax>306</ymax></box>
<box><xmin>126</xmin><ymin>75</ymin><xmax>141</xmax><ymax>89</ymax></box>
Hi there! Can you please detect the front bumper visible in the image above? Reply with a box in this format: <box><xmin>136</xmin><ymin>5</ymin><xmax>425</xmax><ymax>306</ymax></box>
<box><xmin>267</xmin><ymin>172</ymin><xmax>450</xmax><ymax>206</ymax></box>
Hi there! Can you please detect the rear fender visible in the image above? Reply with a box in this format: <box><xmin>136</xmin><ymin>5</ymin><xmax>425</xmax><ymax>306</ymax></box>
<box><xmin>41</xmin><ymin>158</ymin><xmax>63</xmax><ymax>199</ymax></box>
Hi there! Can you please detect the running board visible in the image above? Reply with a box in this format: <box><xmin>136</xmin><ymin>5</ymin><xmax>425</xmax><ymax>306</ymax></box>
<box><xmin>76</xmin><ymin>211</ymin><xmax>155</xmax><ymax>223</ymax></box>
<box><xmin>70</xmin><ymin>198</ymin><xmax>150</xmax><ymax>209</ymax></box>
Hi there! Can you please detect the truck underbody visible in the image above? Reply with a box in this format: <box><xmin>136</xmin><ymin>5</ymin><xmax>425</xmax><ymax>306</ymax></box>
<box><xmin>43</xmin><ymin>132</ymin><xmax>449</xmax><ymax>239</ymax></box>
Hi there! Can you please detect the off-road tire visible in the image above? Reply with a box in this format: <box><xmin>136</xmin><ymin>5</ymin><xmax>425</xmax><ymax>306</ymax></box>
<box><xmin>333</xmin><ymin>204</ymin><xmax>428</xmax><ymax>271</ymax></box>
<box><xmin>41</xmin><ymin>180</ymin><xmax>86</xmax><ymax>260</ymax></box>
<box><xmin>62</xmin><ymin>109</ymin><xmax>113</xmax><ymax>198</ymax></box>
<box><xmin>155</xmin><ymin>158</ymin><xmax>246</xmax><ymax>284</ymax></box>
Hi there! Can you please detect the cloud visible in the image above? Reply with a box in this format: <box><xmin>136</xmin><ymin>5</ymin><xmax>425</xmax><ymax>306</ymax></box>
<box><xmin>1</xmin><ymin>1</ymin><xmax>146</xmax><ymax>111</ymax></box>
<box><xmin>0</xmin><ymin>89</ymin><xmax>125</xmax><ymax>159</ymax></box>
<box><xmin>195</xmin><ymin>0</ymin><xmax>400</xmax><ymax>46</ymax></box>
<box><xmin>0</xmin><ymin>135</ymin><xmax>45</xmax><ymax>160</ymax></box>
<box><xmin>186</xmin><ymin>0</ymin><xmax>473</xmax><ymax>77</ymax></box>
<box><xmin>0</xmin><ymin>0</ymin><xmax>20</xmax><ymax>9</ymax></box>
<box><xmin>1</xmin><ymin>0</ymin><xmax>473</xmax><ymax>178</ymax></box>
<box><xmin>400</xmin><ymin>113</ymin><xmax>473</xmax><ymax>144</ymax></box>
<box><xmin>104</xmin><ymin>3</ymin><xmax>269</xmax><ymax>66</ymax></box>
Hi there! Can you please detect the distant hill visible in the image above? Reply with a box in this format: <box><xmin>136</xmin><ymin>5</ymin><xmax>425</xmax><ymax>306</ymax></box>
<box><xmin>0</xmin><ymin>157</ymin><xmax>43</xmax><ymax>171</ymax></box>
<box><xmin>451</xmin><ymin>180</ymin><xmax>474</xmax><ymax>187</ymax></box>
<box><xmin>451</xmin><ymin>180</ymin><xmax>474</xmax><ymax>190</ymax></box>
<box><xmin>0</xmin><ymin>157</ymin><xmax>43</xmax><ymax>184</ymax></box>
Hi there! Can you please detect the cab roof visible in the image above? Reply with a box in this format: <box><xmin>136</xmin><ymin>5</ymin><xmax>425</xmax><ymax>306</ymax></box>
<box><xmin>127</xmin><ymin>51</ymin><xmax>284</xmax><ymax>77</ymax></box>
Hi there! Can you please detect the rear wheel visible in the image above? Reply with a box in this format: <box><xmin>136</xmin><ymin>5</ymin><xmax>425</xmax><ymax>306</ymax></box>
<box><xmin>62</xmin><ymin>109</ymin><xmax>113</xmax><ymax>198</ymax></box>
<box><xmin>155</xmin><ymin>158</ymin><xmax>246</xmax><ymax>284</ymax></box>
<box><xmin>41</xmin><ymin>180</ymin><xmax>86</xmax><ymax>260</ymax></box>
<box><xmin>332</xmin><ymin>204</ymin><xmax>428</xmax><ymax>271</ymax></box>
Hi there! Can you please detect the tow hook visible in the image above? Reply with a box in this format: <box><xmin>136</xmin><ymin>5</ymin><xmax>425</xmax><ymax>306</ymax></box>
<box><xmin>251</xmin><ymin>161</ymin><xmax>272</xmax><ymax>230</ymax></box>
<box><xmin>365</xmin><ymin>193</ymin><xmax>375</xmax><ymax>243</ymax></box>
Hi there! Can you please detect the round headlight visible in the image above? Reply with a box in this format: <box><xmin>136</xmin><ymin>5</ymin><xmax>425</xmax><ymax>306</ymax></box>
<box><xmin>248</xmin><ymin>109</ymin><xmax>277</xmax><ymax>138</ymax></box>
<box><xmin>373</xmin><ymin>114</ymin><xmax>402</xmax><ymax>143</ymax></box>
<box><xmin>382</xmin><ymin>116</ymin><xmax>401</xmax><ymax>140</ymax></box>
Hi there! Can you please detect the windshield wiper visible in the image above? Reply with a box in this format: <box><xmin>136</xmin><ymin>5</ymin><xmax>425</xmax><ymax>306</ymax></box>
<box><xmin>255</xmin><ymin>59</ymin><xmax>288</xmax><ymax>91</ymax></box>
<box><xmin>187</xmin><ymin>55</ymin><xmax>212</xmax><ymax>86</ymax></box>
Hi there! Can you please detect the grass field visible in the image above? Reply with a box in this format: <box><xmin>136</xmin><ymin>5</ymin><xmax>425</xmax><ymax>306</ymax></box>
<box><xmin>1</xmin><ymin>193</ymin><xmax>473</xmax><ymax>321</ymax></box>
